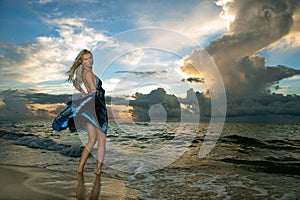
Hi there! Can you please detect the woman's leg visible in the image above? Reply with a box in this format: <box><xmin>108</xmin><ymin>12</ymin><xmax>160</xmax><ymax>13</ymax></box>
<box><xmin>77</xmin><ymin>122</ymin><xmax>97</xmax><ymax>173</ymax></box>
<box><xmin>96</xmin><ymin>129</ymin><xmax>106</xmax><ymax>175</ymax></box>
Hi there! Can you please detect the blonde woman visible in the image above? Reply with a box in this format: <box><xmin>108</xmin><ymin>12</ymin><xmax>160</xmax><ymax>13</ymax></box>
<box><xmin>53</xmin><ymin>49</ymin><xmax>108</xmax><ymax>175</ymax></box>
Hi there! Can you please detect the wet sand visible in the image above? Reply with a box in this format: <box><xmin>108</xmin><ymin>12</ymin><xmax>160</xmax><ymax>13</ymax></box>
<box><xmin>0</xmin><ymin>165</ymin><xmax>140</xmax><ymax>200</ymax></box>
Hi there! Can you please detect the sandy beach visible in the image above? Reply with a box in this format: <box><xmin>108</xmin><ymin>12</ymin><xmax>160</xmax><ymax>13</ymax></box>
<box><xmin>0</xmin><ymin>165</ymin><xmax>140</xmax><ymax>200</ymax></box>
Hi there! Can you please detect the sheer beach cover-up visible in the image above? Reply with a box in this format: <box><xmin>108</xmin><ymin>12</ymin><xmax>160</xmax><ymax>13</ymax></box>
<box><xmin>52</xmin><ymin>67</ymin><xmax>108</xmax><ymax>135</ymax></box>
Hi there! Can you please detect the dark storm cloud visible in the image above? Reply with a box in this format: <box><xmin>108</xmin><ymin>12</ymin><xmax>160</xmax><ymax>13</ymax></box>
<box><xmin>230</xmin><ymin>56</ymin><xmax>300</xmax><ymax>96</ymax></box>
<box><xmin>0</xmin><ymin>89</ymin><xmax>124</xmax><ymax>121</ymax></box>
<box><xmin>181</xmin><ymin>77</ymin><xmax>205</xmax><ymax>83</ymax></box>
<box><xmin>108</xmin><ymin>96</ymin><xmax>129</xmax><ymax>105</ymax></box>
<box><xmin>226</xmin><ymin>94</ymin><xmax>300</xmax><ymax>117</ymax></box>
<box><xmin>181</xmin><ymin>88</ymin><xmax>300</xmax><ymax>122</ymax></box>
<box><xmin>0</xmin><ymin>89</ymin><xmax>71</xmax><ymax>120</ymax></box>
<box><xmin>129</xmin><ymin>88</ymin><xmax>180</xmax><ymax>121</ymax></box>
<box><xmin>24</xmin><ymin>93</ymin><xmax>71</xmax><ymax>104</ymax></box>
<box><xmin>0</xmin><ymin>90</ymin><xmax>32</xmax><ymax>120</ymax></box>
<box><xmin>225</xmin><ymin>93</ymin><xmax>300</xmax><ymax>122</ymax></box>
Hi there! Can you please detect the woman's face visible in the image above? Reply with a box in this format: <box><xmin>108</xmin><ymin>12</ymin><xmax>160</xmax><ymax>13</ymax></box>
<box><xmin>81</xmin><ymin>53</ymin><xmax>93</xmax><ymax>68</ymax></box>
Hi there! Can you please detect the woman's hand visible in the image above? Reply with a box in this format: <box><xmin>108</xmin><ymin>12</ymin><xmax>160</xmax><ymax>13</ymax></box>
<box><xmin>81</xmin><ymin>91</ymin><xmax>86</xmax><ymax>97</ymax></box>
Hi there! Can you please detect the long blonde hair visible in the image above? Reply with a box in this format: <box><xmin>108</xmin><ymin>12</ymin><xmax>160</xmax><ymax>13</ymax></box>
<box><xmin>67</xmin><ymin>49</ymin><xmax>92</xmax><ymax>87</ymax></box>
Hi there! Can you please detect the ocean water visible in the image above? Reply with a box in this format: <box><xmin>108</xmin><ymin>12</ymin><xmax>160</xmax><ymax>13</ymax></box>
<box><xmin>0</xmin><ymin>120</ymin><xmax>299</xmax><ymax>199</ymax></box>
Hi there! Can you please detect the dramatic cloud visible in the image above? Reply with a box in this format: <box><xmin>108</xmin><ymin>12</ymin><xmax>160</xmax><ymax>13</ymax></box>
<box><xmin>181</xmin><ymin>0</ymin><xmax>300</xmax><ymax>97</ymax></box>
<box><xmin>172</xmin><ymin>0</ymin><xmax>300</xmax><ymax>122</ymax></box>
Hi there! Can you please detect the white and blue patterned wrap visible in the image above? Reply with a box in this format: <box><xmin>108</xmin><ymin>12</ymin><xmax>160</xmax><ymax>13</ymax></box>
<box><xmin>52</xmin><ymin>72</ymin><xmax>108</xmax><ymax>135</ymax></box>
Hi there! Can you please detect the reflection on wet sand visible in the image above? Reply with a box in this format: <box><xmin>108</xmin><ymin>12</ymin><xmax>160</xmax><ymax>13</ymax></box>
<box><xmin>0</xmin><ymin>165</ymin><xmax>140</xmax><ymax>199</ymax></box>
<box><xmin>76</xmin><ymin>173</ymin><xmax>101</xmax><ymax>200</ymax></box>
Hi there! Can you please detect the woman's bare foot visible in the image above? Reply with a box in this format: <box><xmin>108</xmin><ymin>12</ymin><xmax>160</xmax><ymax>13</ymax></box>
<box><xmin>77</xmin><ymin>147</ymin><xmax>90</xmax><ymax>173</ymax></box>
<box><xmin>96</xmin><ymin>168</ymin><xmax>102</xmax><ymax>176</ymax></box>
<box><xmin>96</xmin><ymin>162</ymin><xmax>103</xmax><ymax>175</ymax></box>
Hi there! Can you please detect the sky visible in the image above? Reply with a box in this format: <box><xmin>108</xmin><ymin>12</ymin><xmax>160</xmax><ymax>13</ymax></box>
<box><xmin>0</xmin><ymin>0</ymin><xmax>300</xmax><ymax>121</ymax></box>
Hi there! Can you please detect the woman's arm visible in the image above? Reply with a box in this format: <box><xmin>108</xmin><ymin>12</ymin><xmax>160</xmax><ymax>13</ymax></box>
<box><xmin>73</xmin><ymin>81</ymin><xmax>86</xmax><ymax>96</ymax></box>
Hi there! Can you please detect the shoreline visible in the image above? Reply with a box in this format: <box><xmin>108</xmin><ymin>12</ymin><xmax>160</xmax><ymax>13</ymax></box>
<box><xmin>0</xmin><ymin>165</ymin><xmax>141</xmax><ymax>200</ymax></box>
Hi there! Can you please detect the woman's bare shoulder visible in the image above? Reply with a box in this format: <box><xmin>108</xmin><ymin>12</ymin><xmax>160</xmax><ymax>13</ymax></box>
<box><xmin>82</xmin><ymin>70</ymin><xmax>94</xmax><ymax>77</ymax></box>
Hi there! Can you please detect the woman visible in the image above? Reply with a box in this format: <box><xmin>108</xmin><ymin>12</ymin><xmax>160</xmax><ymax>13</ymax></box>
<box><xmin>54</xmin><ymin>49</ymin><xmax>108</xmax><ymax>175</ymax></box>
